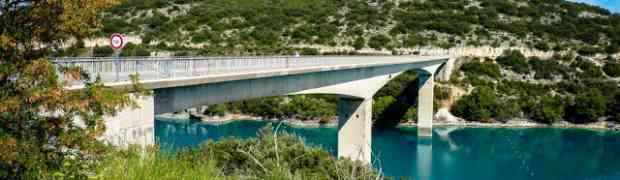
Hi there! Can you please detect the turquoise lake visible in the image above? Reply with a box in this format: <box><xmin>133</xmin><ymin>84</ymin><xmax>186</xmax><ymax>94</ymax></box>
<box><xmin>155</xmin><ymin>119</ymin><xmax>620</xmax><ymax>180</ymax></box>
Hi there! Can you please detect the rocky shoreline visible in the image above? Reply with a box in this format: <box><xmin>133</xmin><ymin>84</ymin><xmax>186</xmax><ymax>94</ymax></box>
<box><xmin>157</xmin><ymin>109</ymin><xmax>620</xmax><ymax>131</ymax></box>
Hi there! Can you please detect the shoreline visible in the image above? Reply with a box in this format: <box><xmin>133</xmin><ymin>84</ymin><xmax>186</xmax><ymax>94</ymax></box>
<box><xmin>156</xmin><ymin>113</ymin><xmax>620</xmax><ymax>131</ymax></box>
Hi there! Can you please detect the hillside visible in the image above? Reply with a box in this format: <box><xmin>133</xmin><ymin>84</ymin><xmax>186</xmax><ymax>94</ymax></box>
<box><xmin>60</xmin><ymin>0</ymin><xmax>620</xmax><ymax>127</ymax></box>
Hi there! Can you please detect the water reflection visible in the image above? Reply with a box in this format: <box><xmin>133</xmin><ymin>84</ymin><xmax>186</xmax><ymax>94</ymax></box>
<box><xmin>156</xmin><ymin>119</ymin><xmax>620</xmax><ymax>180</ymax></box>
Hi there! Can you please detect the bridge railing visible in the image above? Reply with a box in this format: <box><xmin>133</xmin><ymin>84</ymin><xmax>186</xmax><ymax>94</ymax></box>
<box><xmin>53</xmin><ymin>56</ymin><xmax>378</xmax><ymax>86</ymax></box>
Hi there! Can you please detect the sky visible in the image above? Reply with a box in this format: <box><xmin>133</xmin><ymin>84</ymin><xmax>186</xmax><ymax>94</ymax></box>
<box><xmin>568</xmin><ymin>0</ymin><xmax>620</xmax><ymax>13</ymax></box>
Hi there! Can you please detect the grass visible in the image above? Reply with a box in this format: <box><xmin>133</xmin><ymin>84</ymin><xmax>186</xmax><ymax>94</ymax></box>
<box><xmin>93</xmin><ymin>125</ymin><xmax>379</xmax><ymax>180</ymax></box>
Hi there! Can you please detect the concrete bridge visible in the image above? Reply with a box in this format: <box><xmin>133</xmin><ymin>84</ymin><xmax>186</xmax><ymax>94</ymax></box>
<box><xmin>54</xmin><ymin>55</ymin><xmax>448</xmax><ymax>163</ymax></box>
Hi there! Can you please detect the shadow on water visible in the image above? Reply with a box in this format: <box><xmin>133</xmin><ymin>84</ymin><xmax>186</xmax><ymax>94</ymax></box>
<box><xmin>156</xmin><ymin>119</ymin><xmax>620</xmax><ymax>180</ymax></box>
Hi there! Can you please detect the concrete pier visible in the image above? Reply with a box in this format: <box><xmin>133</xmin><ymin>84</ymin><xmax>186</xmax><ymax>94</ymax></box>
<box><xmin>101</xmin><ymin>94</ymin><xmax>155</xmax><ymax>146</ymax></box>
<box><xmin>417</xmin><ymin>73</ymin><xmax>434</xmax><ymax>137</ymax></box>
<box><xmin>338</xmin><ymin>97</ymin><xmax>373</xmax><ymax>163</ymax></box>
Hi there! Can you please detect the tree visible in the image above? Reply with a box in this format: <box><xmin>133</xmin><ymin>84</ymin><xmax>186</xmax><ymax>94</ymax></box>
<box><xmin>568</xmin><ymin>89</ymin><xmax>607</xmax><ymax>123</ymax></box>
<box><xmin>530</xmin><ymin>96</ymin><xmax>565</xmax><ymax>124</ymax></box>
<box><xmin>496</xmin><ymin>50</ymin><xmax>529</xmax><ymax>74</ymax></box>
<box><xmin>352</xmin><ymin>36</ymin><xmax>366</xmax><ymax>50</ymax></box>
<box><xmin>0</xmin><ymin>1</ymin><xmax>144</xmax><ymax>178</ymax></box>
<box><xmin>603</xmin><ymin>63</ymin><xmax>620</xmax><ymax>77</ymax></box>
<box><xmin>451</xmin><ymin>86</ymin><xmax>498</xmax><ymax>122</ymax></box>
<box><xmin>368</xmin><ymin>34</ymin><xmax>391</xmax><ymax>50</ymax></box>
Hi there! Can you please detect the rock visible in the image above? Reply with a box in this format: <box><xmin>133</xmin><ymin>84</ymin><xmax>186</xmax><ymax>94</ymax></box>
<box><xmin>435</xmin><ymin>108</ymin><xmax>461</xmax><ymax>123</ymax></box>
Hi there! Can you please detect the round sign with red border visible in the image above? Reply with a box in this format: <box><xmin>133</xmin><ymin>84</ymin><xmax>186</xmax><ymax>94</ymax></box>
<box><xmin>109</xmin><ymin>33</ymin><xmax>125</xmax><ymax>50</ymax></box>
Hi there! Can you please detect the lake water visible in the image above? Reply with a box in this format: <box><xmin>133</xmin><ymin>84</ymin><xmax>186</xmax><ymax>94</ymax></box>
<box><xmin>155</xmin><ymin>119</ymin><xmax>620</xmax><ymax>180</ymax></box>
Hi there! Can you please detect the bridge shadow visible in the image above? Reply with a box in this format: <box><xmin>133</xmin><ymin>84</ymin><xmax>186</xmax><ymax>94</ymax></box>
<box><xmin>374</xmin><ymin>73</ymin><xmax>420</xmax><ymax>129</ymax></box>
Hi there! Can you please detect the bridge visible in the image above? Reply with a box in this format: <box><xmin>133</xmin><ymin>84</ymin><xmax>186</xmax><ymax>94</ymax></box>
<box><xmin>54</xmin><ymin>55</ymin><xmax>449</xmax><ymax>163</ymax></box>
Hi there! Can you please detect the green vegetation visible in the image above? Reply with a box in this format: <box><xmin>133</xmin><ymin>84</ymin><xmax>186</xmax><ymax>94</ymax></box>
<box><xmin>496</xmin><ymin>50</ymin><xmax>529</xmax><ymax>74</ymax></box>
<box><xmin>451</xmin><ymin>50</ymin><xmax>619</xmax><ymax>124</ymax></box>
<box><xmin>98</xmin><ymin>127</ymin><xmax>378</xmax><ymax>179</ymax></box>
<box><xmin>603</xmin><ymin>63</ymin><xmax>620</xmax><ymax>77</ymax></box>
<box><xmin>90</xmin><ymin>0</ymin><xmax>620</xmax><ymax>56</ymax></box>
<box><xmin>452</xmin><ymin>86</ymin><xmax>498</xmax><ymax>122</ymax></box>
<box><xmin>460</xmin><ymin>58</ymin><xmax>501</xmax><ymax>78</ymax></box>
<box><xmin>0</xmin><ymin>1</ymin><xmax>142</xmax><ymax>179</ymax></box>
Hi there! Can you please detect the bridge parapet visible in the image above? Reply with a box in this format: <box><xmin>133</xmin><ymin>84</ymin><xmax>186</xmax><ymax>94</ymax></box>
<box><xmin>53</xmin><ymin>56</ymin><xmax>448</xmax><ymax>88</ymax></box>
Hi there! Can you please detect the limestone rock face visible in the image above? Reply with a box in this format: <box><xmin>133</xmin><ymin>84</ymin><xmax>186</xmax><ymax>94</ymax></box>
<box><xmin>435</xmin><ymin>108</ymin><xmax>461</xmax><ymax>123</ymax></box>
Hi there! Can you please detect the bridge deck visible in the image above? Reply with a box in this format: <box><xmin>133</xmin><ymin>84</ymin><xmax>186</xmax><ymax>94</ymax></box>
<box><xmin>54</xmin><ymin>55</ymin><xmax>448</xmax><ymax>89</ymax></box>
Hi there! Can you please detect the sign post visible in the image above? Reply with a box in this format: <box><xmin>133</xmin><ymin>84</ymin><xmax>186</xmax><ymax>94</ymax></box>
<box><xmin>110</xmin><ymin>33</ymin><xmax>125</xmax><ymax>81</ymax></box>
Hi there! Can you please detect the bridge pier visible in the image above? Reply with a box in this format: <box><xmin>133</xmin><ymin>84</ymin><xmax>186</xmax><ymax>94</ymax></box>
<box><xmin>417</xmin><ymin>64</ymin><xmax>441</xmax><ymax>137</ymax></box>
<box><xmin>101</xmin><ymin>94</ymin><xmax>155</xmax><ymax>147</ymax></box>
<box><xmin>417</xmin><ymin>73</ymin><xmax>434</xmax><ymax>137</ymax></box>
<box><xmin>338</xmin><ymin>97</ymin><xmax>372</xmax><ymax>163</ymax></box>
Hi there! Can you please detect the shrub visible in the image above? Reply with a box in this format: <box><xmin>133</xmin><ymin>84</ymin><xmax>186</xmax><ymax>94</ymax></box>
<box><xmin>403</xmin><ymin>107</ymin><xmax>417</xmax><ymax>121</ymax></box>
<box><xmin>93</xmin><ymin>45</ymin><xmax>114</xmax><ymax>57</ymax></box>
<box><xmin>567</xmin><ymin>88</ymin><xmax>607</xmax><ymax>123</ymax></box>
<box><xmin>571</xmin><ymin>59</ymin><xmax>605</xmax><ymax>79</ymax></box>
<box><xmin>495</xmin><ymin>99</ymin><xmax>521</xmax><ymax>122</ymax></box>
<box><xmin>368</xmin><ymin>34</ymin><xmax>391</xmax><ymax>50</ymax></box>
<box><xmin>528</xmin><ymin>57</ymin><xmax>568</xmax><ymax>79</ymax></box>
<box><xmin>530</xmin><ymin>96</ymin><xmax>565</xmax><ymax>124</ymax></box>
<box><xmin>496</xmin><ymin>50</ymin><xmax>529</xmax><ymax>74</ymax></box>
<box><xmin>603</xmin><ymin>63</ymin><xmax>620</xmax><ymax>77</ymax></box>
<box><xmin>451</xmin><ymin>86</ymin><xmax>498</xmax><ymax>122</ymax></box>
<box><xmin>373</xmin><ymin>96</ymin><xmax>396</xmax><ymax>120</ymax></box>
<box><xmin>460</xmin><ymin>59</ymin><xmax>501</xmax><ymax>78</ymax></box>
<box><xmin>98</xmin><ymin>127</ymin><xmax>379</xmax><ymax>179</ymax></box>
<box><xmin>352</xmin><ymin>37</ymin><xmax>366</xmax><ymax>50</ymax></box>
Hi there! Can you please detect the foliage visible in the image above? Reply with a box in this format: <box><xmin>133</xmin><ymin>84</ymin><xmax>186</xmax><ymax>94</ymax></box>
<box><xmin>496</xmin><ymin>50</ymin><xmax>529</xmax><ymax>74</ymax></box>
<box><xmin>368</xmin><ymin>34</ymin><xmax>391</xmax><ymax>50</ymax></box>
<box><xmin>403</xmin><ymin>107</ymin><xmax>417</xmax><ymax>121</ymax></box>
<box><xmin>460</xmin><ymin>59</ymin><xmax>501</xmax><ymax>78</ymax></box>
<box><xmin>603</xmin><ymin>63</ymin><xmax>620</xmax><ymax>77</ymax></box>
<box><xmin>530</xmin><ymin>96</ymin><xmax>565</xmax><ymax>124</ymax></box>
<box><xmin>0</xmin><ymin>1</ymin><xmax>149</xmax><ymax>179</ymax></box>
<box><xmin>101</xmin><ymin>0</ymin><xmax>620</xmax><ymax>55</ymax></box>
<box><xmin>571</xmin><ymin>59</ymin><xmax>605</xmax><ymax>79</ymax></box>
<box><xmin>204</xmin><ymin>104</ymin><xmax>227</xmax><ymax>117</ymax></box>
<box><xmin>373</xmin><ymin>96</ymin><xmax>396</xmax><ymax>120</ymax></box>
<box><xmin>451</xmin><ymin>86</ymin><xmax>498</xmax><ymax>122</ymax></box>
<box><xmin>120</xmin><ymin>43</ymin><xmax>151</xmax><ymax>57</ymax></box>
<box><xmin>528</xmin><ymin>57</ymin><xmax>568</xmax><ymax>80</ymax></box>
<box><xmin>567</xmin><ymin>88</ymin><xmax>607</xmax><ymax>123</ymax></box>
<box><xmin>495</xmin><ymin>99</ymin><xmax>521</xmax><ymax>122</ymax></box>
<box><xmin>93</xmin><ymin>45</ymin><xmax>114</xmax><ymax>57</ymax></box>
<box><xmin>353</xmin><ymin>37</ymin><xmax>366</xmax><ymax>50</ymax></box>
<box><xmin>97</xmin><ymin>126</ymin><xmax>379</xmax><ymax>179</ymax></box>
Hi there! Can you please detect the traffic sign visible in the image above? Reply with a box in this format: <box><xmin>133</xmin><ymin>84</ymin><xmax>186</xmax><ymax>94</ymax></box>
<box><xmin>109</xmin><ymin>33</ymin><xmax>125</xmax><ymax>50</ymax></box>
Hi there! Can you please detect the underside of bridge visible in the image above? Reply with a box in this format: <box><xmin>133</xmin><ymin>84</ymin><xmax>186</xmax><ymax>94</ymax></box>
<box><xmin>99</xmin><ymin>58</ymin><xmax>445</xmax><ymax>164</ymax></box>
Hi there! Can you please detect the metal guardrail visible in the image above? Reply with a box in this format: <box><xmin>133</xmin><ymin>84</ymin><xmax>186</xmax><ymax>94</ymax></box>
<box><xmin>52</xmin><ymin>56</ymin><xmax>444</xmax><ymax>86</ymax></box>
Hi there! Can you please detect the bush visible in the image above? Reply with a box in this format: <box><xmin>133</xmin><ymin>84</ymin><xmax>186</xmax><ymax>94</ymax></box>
<box><xmin>451</xmin><ymin>86</ymin><xmax>498</xmax><ymax>122</ymax></box>
<box><xmin>496</xmin><ymin>50</ymin><xmax>529</xmax><ymax>74</ymax></box>
<box><xmin>460</xmin><ymin>59</ymin><xmax>501</xmax><ymax>78</ymax></box>
<box><xmin>352</xmin><ymin>37</ymin><xmax>365</xmax><ymax>50</ymax></box>
<box><xmin>373</xmin><ymin>96</ymin><xmax>396</xmax><ymax>120</ymax></box>
<box><xmin>567</xmin><ymin>88</ymin><xmax>607</xmax><ymax>123</ymax></box>
<box><xmin>571</xmin><ymin>59</ymin><xmax>605</xmax><ymax>79</ymax></box>
<box><xmin>530</xmin><ymin>96</ymin><xmax>565</xmax><ymax>124</ymax></box>
<box><xmin>97</xmin><ymin>127</ymin><xmax>379</xmax><ymax>179</ymax></box>
<box><xmin>368</xmin><ymin>34</ymin><xmax>391</xmax><ymax>50</ymax></box>
<box><xmin>403</xmin><ymin>107</ymin><xmax>417</xmax><ymax>121</ymax></box>
<box><xmin>495</xmin><ymin>99</ymin><xmax>521</xmax><ymax>122</ymax></box>
<box><xmin>93</xmin><ymin>45</ymin><xmax>114</xmax><ymax>57</ymax></box>
<box><xmin>603</xmin><ymin>63</ymin><xmax>620</xmax><ymax>77</ymax></box>
<box><xmin>528</xmin><ymin>57</ymin><xmax>568</xmax><ymax>79</ymax></box>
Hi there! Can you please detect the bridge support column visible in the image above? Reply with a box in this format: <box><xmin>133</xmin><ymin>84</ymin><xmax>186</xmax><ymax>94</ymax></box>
<box><xmin>417</xmin><ymin>73</ymin><xmax>434</xmax><ymax>137</ymax></box>
<box><xmin>338</xmin><ymin>97</ymin><xmax>372</xmax><ymax>163</ymax></box>
<box><xmin>101</xmin><ymin>94</ymin><xmax>155</xmax><ymax>147</ymax></box>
